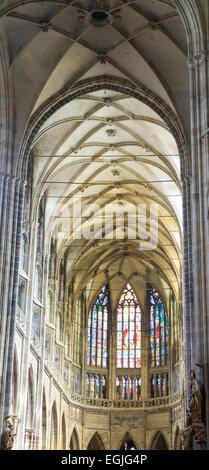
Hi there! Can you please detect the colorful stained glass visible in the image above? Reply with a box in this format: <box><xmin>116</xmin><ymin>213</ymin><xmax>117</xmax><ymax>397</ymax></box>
<box><xmin>116</xmin><ymin>377</ymin><xmax>120</xmax><ymax>400</ymax></box>
<box><xmin>101</xmin><ymin>376</ymin><xmax>106</xmax><ymax>398</ymax></box>
<box><xmin>86</xmin><ymin>374</ymin><xmax>90</xmax><ymax>396</ymax></box>
<box><xmin>161</xmin><ymin>373</ymin><xmax>166</xmax><ymax>396</ymax></box>
<box><xmin>90</xmin><ymin>374</ymin><xmax>95</xmax><ymax>398</ymax></box>
<box><xmin>64</xmin><ymin>362</ymin><xmax>69</xmax><ymax>384</ymax></box>
<box><xmin>136</xmin><ymin>376</ymin><xmax>141</xmax><ymax>400</ymax></box>
<box><xmin>96</xmin><ymin>376</ymin><xmax>101</xmax><ymax>398</ymax></box>
<box><xmin>148</xmin><ymin>284</ymin><xmax>168</xmax><ymax>368</ymax></box>
<box><xmin>87</xmin><ymin>285</ymin><xmax>110</xmax><ymax>368</ymax></box>
<box><xmin>151</xmin><ymin>375</ymin><xmax>155</xmax><ymax>398</ymax></box>
<box><xmin>116</xmin><ymin>284</ymin><xmax>141</xmax><ymax>368</ymax></box>
<box><xmin>86</xmin><ymin>374</ymin><xmax>106</xmax><ymax>399</ymax></box>
<box><xmin>156</xmin><ymin>375</ymin><xmax>160</xmax><ymax>397</ymax></box>
<box><xmin>166</xmin><ymin>373</ymin><xmax>169</xmax><ymax>396</ymax></box>
<box><xmin>116</xmin><ymin>375</ymin><xmax>141</xmax><ymax>400</ymax></box>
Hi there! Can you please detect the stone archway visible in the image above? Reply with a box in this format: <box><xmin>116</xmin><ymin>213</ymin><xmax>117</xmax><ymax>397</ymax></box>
<box><xmin>42</xmin><ymin>389</ymin><xmax>47</xmax><ymax>450</ymax></box>
<box><xmin>87</xmin><ymin>432</ymin><xmax>106</xmax><ymax>450</ymax></box>
<box><xmin>150</xmin><ymin>431</ymin><xmax>169</xmax><ymax>450</ymax></box>
<box><xmin>0</xmin><ymin>0</ymin><xmax>208</xmax><ymax>452</ymax></box>
<box><xmin>61</xmin><ymin>413</ymin><xmax>66</xmax><ymax>450</ymax></box>
<box><xmin>174</xmin><ymin>427</ymin><xmax>181</xmax><ymax>450</ymax></box>
<box><xmin>120</xmin><ymin>433</ymin><xmax>137</xmax><ymax>450</ymax></box>
<box><xmin>50</xmin><ymin>401</ymin><xmax>58</xmax><ymax>450</ymax></box>
<box><xmin>69</xmin><ymin>428</ymin><xmax>80</xmax><ymax>450</ymax></box>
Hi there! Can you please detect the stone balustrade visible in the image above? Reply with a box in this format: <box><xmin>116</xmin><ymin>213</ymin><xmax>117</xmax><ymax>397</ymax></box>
<box><xmin>70</xmin><ymin>391</ymin><xmax>181</xmax><ymax>410</ymax></box>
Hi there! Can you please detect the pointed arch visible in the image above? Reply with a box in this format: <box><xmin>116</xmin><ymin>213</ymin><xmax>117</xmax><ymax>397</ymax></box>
<box><xmin>119</xmin><ymin>432</ymin><xmax>138</xmax><ymax>450</ymax></box>
<box><xmin>62</xmin><ymin>413</ymin><xmax>67</xmax><ymax>450</ymax></box>
<box><xmin>150</xmin><ymin>431</ymin><xmax>169</xmax><ymax>450</ymax></box>
<box><xmin>87</xmin><ymin>432</ymin><xmax>106</xmax><ymax>450</ymax></box>
<box><xmin>50</xmin><ymin>401</ymin><xmax>58</xmax><ymax>450</ymax></box>
<box><xmin>69</xmin><ymin>427</ymin><xmax>80</xmax><ymax>450</ymax></box>
<box><xmin>116</xmin><ymin>283</ymin><xmax>141</xmax><ymax>369</ymax></box>
<box><xmin>174</xmin><ymin>426</ymin><xmax>181</xmax><ymax>450</ymax></box>
<box><xmin>115</xmin><ymin>280</ymin><xmax>142</xmax><ymax>313</ymax></box>
<box><xmin>87</xmin><ymin>284</ymin><xmax>110</xmax><ymax>368</ymax></box>
<box><xmin>42</xmin><ymin>389</ymin><xmax>47</xmax><ymax>450</ymax></box>
<box><xmin>25</xmin><ymin>366</ymin><xmax>34</xmax><ymax>430</ymax></box>
<box><xmin>148</xmin><ymin>283</ymin><xmax>168</xmax><ymax>369</ymax></box>
<box><xmin>172</xmin><ymin>0</ymin><xmax>205</xmax><ymax>56</ymax></box>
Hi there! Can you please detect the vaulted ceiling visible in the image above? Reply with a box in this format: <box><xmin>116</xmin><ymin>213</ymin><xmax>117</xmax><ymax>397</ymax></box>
<box><xmin>0</xmin><ymin>0</ymin><xmax>189</xmax><ymax>309</ymax></box>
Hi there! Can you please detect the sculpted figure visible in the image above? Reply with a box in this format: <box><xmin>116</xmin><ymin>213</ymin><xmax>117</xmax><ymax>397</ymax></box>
<box><xmin>189</xmin><ymin>370</ymin><xmax>204</xmax><ymax>423</ymax></box>
<box><xmin>187</xmin><ymin>369</ymin><xmax>207</xmax><ymax>444</ymax></box>
<box><xmin>1</xmin><ymin>417</ymin><xmax>15</xmax><ymax>450</ymax></box>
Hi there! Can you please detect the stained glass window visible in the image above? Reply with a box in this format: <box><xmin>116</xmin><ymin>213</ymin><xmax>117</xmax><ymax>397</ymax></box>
<box><xmin>87</xmin><ymin>285</ymin><xmax>110</xmax><ymax>368</ymax></box>
<box><xmin>151</xmin><ymin>375</ymin><xmax>155</xmax><ymax>398</ymax></box>
<box><xmin>72</xmin><ymin>298</ymin><xmax>82</xmax><ymax>365</ymax></box>
<box><xmin>116</xmin><ymin>377</ymin><xmax>121</xmax><ymax>400</ymax></box>
<box><xmin>149</xmin><ymin>285</ymin><xmax>168</xmax><ymax>367</ymax></box>
<box><xmin>86</xmin><ymin>374</ymin><xmax>90</xmax><ymax>396</ymax></box>
<box><xmin>86</xmin><ymin>374</ymin><xmax>107</xmax><ymax>398</ymax></box>
<box><xmin>116</xmin><ymin>376</ymin><xmax>141</xmax><ymax>400</ymax></box>
<box><xmin>64</xmin><ymin>362</ymin><xmax>69</xmax><ymax>384</ymax></box>
<box><xmin>116</xmin><ymin>284</ymin><xmax>141</xmax><ymax>368</ymax></box>
<box><xmin>90</xmin><ymin>374</ymin><xmax>95</xmax><ymax>398</ymax></box>
<box><xmin>136</xmin><ymin>376</ymin><xmax>141</xmax><ymax>400</ymax></box>
<box><xmin>101</xmin><ymin>376</ymin><xmax>107</xmax><ymax>398</ymax></box>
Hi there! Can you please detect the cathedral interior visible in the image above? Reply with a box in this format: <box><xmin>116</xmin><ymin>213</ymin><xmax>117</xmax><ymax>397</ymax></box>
<box><xmin>0</xmin><ymin>0</ymin><xmax>209</xmax><ymax>451</ymax></box>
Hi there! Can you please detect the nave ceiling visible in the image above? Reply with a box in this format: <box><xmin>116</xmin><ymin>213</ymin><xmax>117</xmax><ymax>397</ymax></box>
<box><xmin>0</xmin><ymin>0</ymin><xmax>188</xmax><ymax>310</ymax></box>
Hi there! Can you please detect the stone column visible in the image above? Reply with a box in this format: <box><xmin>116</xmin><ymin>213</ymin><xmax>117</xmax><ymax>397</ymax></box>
<box><xmin>81</xmin><ymin>290</ymin><xmax>87</xmax><ymax>397</ymax></box>
<box><xmin>16</xmin><ymin>220</ymin><xmax>38</xmax><ymax>449</ymax></box>
<box><xmin>168</xmin><ymin>291</ymin><xmax>174</xmax><ymax>394</ymax></box>
<box><xmin>0</xmin><ymin>174</ymin><xmax>26</xmax><ymax>446</ymax></box>
<box><xmin>34</xmin><ymin>254</ymin><xmax>49</xmax><ymax>450</ymax></box>
<box><xmin>187</xmin><ymin>48</ymin><xmax>209</xmax><ymax>448</ymax></box>
<box><xmin>182</xmin><ymin>175</ymin><xmax>193</xmax><ymax>386</ymax></box>
<box><xmin>24</xmin><ymin>429</ymin><xmax>35</xmax><ymax>450</ymax></box>
<box><xmin>108</xmin><ymin>300</ymin><xmax>115</xmax><ymax>399</ymax></box>
<box><xmin>141</xmin><ymin>286</ymin><xmax>150</xmax><ymax>399</ymax></box>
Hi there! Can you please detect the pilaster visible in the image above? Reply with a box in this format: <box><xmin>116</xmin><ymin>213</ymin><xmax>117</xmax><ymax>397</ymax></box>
<box><xmin>187</xmin><ymin>49</ymin><xmax>209</xmax><ymax>448</ymax></box>
<box><xmin>0</xmin><ymin>174</ymin><xmax>26</xmax><ymax>446</ymax></box>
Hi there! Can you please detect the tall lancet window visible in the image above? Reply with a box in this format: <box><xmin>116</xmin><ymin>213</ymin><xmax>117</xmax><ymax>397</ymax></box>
<box><xmin>116</xmin><ymin>284</ymin><xmax>141</xmax><ymax>368</ymax></box>
<box><xmin>87</xmin><ymin>285</ymin><xmax>110</xmax><ymax>368</ymax></box>
<box><xmin>149</xmin><ymin>285</ymin><xmax>168</xmax><ymax>367</ymax></box>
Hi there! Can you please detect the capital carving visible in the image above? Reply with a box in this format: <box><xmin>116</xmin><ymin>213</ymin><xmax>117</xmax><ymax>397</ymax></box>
<box><xmin>183</xmin><ymin>174</ymin><xmax>192</xmax><ymax>186</ymax></box>
<box><xmin>187</xmin><ymin>51</ymin><xmax>208</xmax><ymax>69</ymax></box>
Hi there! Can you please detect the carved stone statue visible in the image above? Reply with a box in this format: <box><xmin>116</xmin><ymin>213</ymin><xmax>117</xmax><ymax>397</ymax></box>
<box><xmin>188</xmin><ymin>370</ymin><xmax>206</xmax><ymax>444</ymax></box>
<box><xmin>1</xmin><ymin>417</ymin><xmax>16</xmax><ymax>450</ymax></box>
<box><xmin>189</xmin><ymin>370</ymin><xmax>204</xmax><ymax>423</ymax></box>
